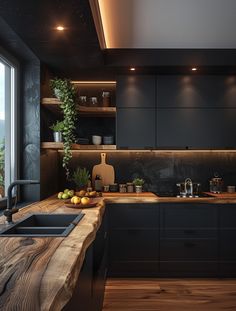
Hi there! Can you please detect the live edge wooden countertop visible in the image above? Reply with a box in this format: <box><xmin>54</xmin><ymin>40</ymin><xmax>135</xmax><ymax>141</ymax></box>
<box><xmin>1</xmin><ymin>193</ymin><xmax>236</xmax><ymax>311</ymax></box>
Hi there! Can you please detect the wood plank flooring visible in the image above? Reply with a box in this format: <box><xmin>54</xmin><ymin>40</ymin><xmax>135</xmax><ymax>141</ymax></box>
<box><xmin>102</xmin><ymin>278</ymin><xmax>236</xmax><ymax>311</ymax></box>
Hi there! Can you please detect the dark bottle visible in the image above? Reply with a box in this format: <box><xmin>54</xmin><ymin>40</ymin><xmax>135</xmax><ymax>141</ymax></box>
<box><xmin>95</xmin><ymin>175</ymin><xmax>102</xmax><ymax>192</ymax></box>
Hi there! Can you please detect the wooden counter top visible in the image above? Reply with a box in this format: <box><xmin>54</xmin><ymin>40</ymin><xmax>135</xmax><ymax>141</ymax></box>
<box><xmin>1</xmin><ymin>192</ymin><xmax>236</xmax><ymax>311</ymax></box>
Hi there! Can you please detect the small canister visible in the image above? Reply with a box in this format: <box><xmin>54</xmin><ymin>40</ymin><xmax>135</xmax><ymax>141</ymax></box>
<box><xmin>119</xmin><ymin>184</ymin><xmax>127</xmax><ymax>193</ymax></box>
<box><xmin>126</xmin><ymin>182</ymin><xmax>134</xmax><ymax>193</ymax></box>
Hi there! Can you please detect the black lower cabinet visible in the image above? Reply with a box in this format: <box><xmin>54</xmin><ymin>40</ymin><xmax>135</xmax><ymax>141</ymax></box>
<box><xmin>159</xmin><ymin>203</ymin><xmax>218</xmax><ymax>276</ymax></box>
<box><xmin>63</xmin><ymin>211</ymin><xmax>108</xmax><ymax>311</ymax></box>
<box><xmin>219</xmin><ymin>205</ymin><xmax>236</xmax><ymax>277</ymax></box>
<box><xmin>108</xmin><ymin>203</ymin><xmax>159</xmax><ymax>277</ymax></box>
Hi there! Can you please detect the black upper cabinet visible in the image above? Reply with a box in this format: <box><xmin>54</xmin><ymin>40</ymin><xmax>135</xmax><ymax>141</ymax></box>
<box><xmin>117</xmin><ymin>108</ymin><xmax>156</xmax><ymax>149</ymax></box>
<box><xmin>157</xmin><ymin>108</ymin><xmax>236</xmax><ymax>148</ymax></box>
<box><xmin>157</xmin><ymin>75</ymin><xmax>236</xmax><ymax>108</ymax></box>
<box><xmin>116</xmin><ymin>75</ymin><xmax>156</xmax><ymax>108</ymax></box>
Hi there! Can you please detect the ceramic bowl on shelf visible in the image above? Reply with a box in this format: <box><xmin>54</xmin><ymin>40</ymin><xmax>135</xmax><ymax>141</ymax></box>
<box><xmin>103</xmin><ymin>135</ymin><xmax>114</xmax><ymax>145</ymax></box>
<box><xmin>92</xmin><ymin>135</ymin><xmax>102</xmax><ymax>145</ymax></box>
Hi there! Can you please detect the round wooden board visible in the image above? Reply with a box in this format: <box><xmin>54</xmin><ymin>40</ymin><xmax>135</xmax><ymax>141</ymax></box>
<box><xmin>64</xmin><ymin>202</ymin><xmax>98</xmax><ymax>209</ymax></box>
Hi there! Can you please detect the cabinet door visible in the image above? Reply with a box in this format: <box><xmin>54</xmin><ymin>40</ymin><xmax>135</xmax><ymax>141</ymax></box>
<box><xmin>117</xmin><ymin>108</ymin><xmax>156</xmax><ymax>149</ymax></box>
<box><xmin>117</xmin><ymin>75</ymin><xmax>156</xmax><ymax>108</ymax></box>
<box><xmin>157</xmin><ymin>108</ymin><xmax>236</xmax><ymax>148</ymax></box>
<box><xmin>157</xmin><ymin>75</ymin><xmax>236</xmax><ymax>108</ymax></box>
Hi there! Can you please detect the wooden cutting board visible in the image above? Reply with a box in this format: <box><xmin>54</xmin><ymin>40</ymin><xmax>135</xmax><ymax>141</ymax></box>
<box><xmin>92</xmin><ymin>153</ymin><xmax>115</xmax><ymax>186</ymax></box>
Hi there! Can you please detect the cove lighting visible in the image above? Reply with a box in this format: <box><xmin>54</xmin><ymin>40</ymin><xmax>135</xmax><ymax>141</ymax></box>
<box><xmin>56</xmin><ymin>26</ymin><xmax>65</xmax><ymax>31</ymax></box>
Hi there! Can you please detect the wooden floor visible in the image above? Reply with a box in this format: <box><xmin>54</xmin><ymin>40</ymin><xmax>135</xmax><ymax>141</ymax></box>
<box><xmin>102</xmin><ymin>278</ymin><xmax>236</xmax><ymax>311</ymax></box>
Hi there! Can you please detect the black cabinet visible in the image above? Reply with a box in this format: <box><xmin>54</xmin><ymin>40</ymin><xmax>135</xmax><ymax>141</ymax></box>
<box><xmin>117</xmin><ymin>108</ymin><xmax>156</xmax><ymax>149</ymax></box>
<box><xmin>117</xmin><ymin>75</ymin><xmax>156</xmax><ymax>108</ymax></box>
<box><xmin>159</xmin><ymin>203</ymin><xmax>218</xmax><ymax>276</ymax></box>
<box><xmin>108</xmin><ymin>203</ymin><xmax>159</xmax><ymax>277</ymax></box>
<box><xmin>156</xmin><ymin>108</ymin><xmax>236</xmax><ymax>148</ymax></box>
<box><xmin>219</xmin><ymin>205</ymin><xmax>236</xmax><ymax>276</ymax></box>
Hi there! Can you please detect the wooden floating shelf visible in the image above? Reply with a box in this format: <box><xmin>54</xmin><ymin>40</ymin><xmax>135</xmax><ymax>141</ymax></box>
<box><xmin>42</xmin><ymin>98</ymin><xmax>116</xmax><ymax>117</ymax></box>
<box><xmin>41</xmin><ymin>142</ymin><xmax>116</xmax><ymax>150</ymax></box>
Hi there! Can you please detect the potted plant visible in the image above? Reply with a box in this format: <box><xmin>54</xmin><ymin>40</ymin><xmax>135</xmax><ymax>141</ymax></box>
<box><xmin>133</xmin><ymin>178</ymin><xmax>145</xmax><ymax>193</ymax></box>
<box><xmin>50</xmin><ymin>121</ymin><xmax>64</xmax><ymax>142</ymax></box>
<box><xmin>73</xmin><ymin>167</ymin><xmax>90</xmax><ymax>191</ymax></box>
<box><xmin>50</xmin><ymin>78</ymin><xmax>77</xmax><ymax>179</ymax></box>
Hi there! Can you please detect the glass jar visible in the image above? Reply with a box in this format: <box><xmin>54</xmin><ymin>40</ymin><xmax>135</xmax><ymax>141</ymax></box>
<box><xmin>126</xmin><ymin>182</ymin><xmax>134</xmax><ymax>193</ymax></box>
<box><xmin>119</xmin><ymin>184</ymin><xmax>127</xmax><ymax>193</ymax></box>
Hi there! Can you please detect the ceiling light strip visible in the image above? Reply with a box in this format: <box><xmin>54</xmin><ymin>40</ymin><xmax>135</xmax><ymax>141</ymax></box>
<box><xmin>89</xmin><ymin>0</ymin><xmax>107</xmax><ymax>49</ymax></box>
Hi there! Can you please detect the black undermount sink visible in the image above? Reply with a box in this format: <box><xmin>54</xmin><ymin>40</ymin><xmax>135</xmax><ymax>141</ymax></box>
<box><xmin>0</xmin><ymin>213</ymin><xmax>84</xmax><ymax>237</ymax></box>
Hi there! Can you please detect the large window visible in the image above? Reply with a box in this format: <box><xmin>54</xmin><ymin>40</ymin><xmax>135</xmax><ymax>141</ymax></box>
<box><xmin>0</xmin><ymin>54</ymin><xmax>17</xmax><ymax>200</ymax></box>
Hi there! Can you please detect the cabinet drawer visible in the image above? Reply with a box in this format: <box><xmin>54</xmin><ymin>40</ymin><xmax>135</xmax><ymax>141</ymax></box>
<box><xmin>109</xmin><ymin>204</ymin><xmax>158</xmax><ymax>228</ymax></box>
<box><xmin>160</xmin><ymin>238</ymin><xmax>217</xmax><ymax>261</ymax></box>
<box><xmin>110</xmin><ymin>229</ymin><xmax>159</xmax><ymax>261</ymax></box>
<box><xmin>160</xmin><ymin>228</ymin><xmax>217</xmax><ymax>239</ymax></box>
<box><xmin>161</xmin><ymin>204</ymin><xmax>217</xmax><ymax>228</ymax></box>
<box><xmin>220</xmin><ymin>229</ymin><xmax>236</xmax><ymax>260</ymax></box>
<box><xmin>219</xmin><ymin>205</ymin><xmax>236</xmax><ymax>227</ymax></box>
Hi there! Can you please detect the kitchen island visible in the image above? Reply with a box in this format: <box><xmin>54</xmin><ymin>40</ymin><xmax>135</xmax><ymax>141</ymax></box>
<box><xmin>1</xmin><ymin>192</ymin><xmax>236</xmax><ymax>310</ymax></box>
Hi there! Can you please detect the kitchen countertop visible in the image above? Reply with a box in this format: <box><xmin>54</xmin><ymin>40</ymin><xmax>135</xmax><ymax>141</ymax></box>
<box><xmin>1</xmin><ymin>192</ymin><xmax>236</xmax><ymax>311</ymax></box>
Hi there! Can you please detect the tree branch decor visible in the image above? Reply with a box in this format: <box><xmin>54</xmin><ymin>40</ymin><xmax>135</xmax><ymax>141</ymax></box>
<box><xmin>50</xmin><ymin>78</ymin><xmax>77</xmax><ymax>179</ymax></box>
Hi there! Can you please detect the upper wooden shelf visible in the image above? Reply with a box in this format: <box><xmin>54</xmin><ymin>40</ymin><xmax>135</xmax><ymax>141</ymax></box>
<box><xmin>42</xmin><ymin>98</ymin><xmax>116</xmax><ymax>117</ymax></box>
<box><xmin>41</xmin><ymin>142</ymin><xmax>116</xmax><ymax>150</ymax></box>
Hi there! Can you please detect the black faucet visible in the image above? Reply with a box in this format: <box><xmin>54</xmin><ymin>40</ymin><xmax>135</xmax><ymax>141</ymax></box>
<box><xmin>4</xmin><ymin>180</ymin><xmax>40</xmax><ymax>224</ymax></box>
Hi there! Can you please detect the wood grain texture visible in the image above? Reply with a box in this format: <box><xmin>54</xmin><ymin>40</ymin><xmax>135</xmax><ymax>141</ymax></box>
<box><xmin>0</xmin><ymin>197</ymin><xmax>105</xmax><ymax>311</ymax></box>
<box><xmin>41</xmin><ymin>142</ymin><xmax>116</xmax><ymax>150</ymax></box>
<box><xmin>103</xmin><ymin>278</ymin><xmax>236</xmax><ymax>311</ymax></box>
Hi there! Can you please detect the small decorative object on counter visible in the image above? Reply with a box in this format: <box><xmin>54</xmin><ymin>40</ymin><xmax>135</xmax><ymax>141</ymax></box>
<box><xmin>73</xmin><ymin>167</ymin><xmax>90</xmax><ymax>191</ymax></box>
<box><xmin>103</xmin><ymin>135</ymin><xmax>114</xmax><ymax>145</ymax></box>
<box><xmin>92</xmin><ymin>135</ymin><xmax>102</xmax><ymax>145</ymax></box>
<box><xmin>103</xmin><ymin>185</ymin><xmax>110</xmax><ymax>192</ymax></box>
<box><xmin>227</xmin><ymin>185</ymin><xmax>235</xmax><ymax>193</ymax></box>
<box><xmin>209</xmin><ymin>172</ymin><xmax>223</xmax><ymax>193</ymax></box>
<box><xmin>133</xmin><ymin>178</ymin><xmax>145</xmax><ymax>193</ymax></box>
<box><xmin>119</xmin><ymin>184</ymin><xmax>127</xmax><ymax>193</ymax></box>
<box><xmin>102</xmin><ymin>91</ymin><xmax>110</xmax><ymax>107</ymax></box>
<box><xmin>79</xmin><ymin>95</ymin><xmax>87</xmax><ymax>106</ymax></box>
<box><xmin>50</xmin><ymin>121</ymin><xmax>64</xmax><ymax>142</ymax></box>
<box><xmin>87</xmin><ymin>178</ymin><xmax>93</xmax><ymax>193</ymax></box>
<box><xmin>126</xmin><ymin>182</ymin><xmax>134</xmax><ymax>193</ymax></box>
<box><xmin>109</xmin><ymin>183</ymin><xmax>118</xmax><ymax>192</ymax></box>
<box><xmin>95</xmin><ymin>174</ymin><xmax>102</xmax><ymax>192</ymax></box>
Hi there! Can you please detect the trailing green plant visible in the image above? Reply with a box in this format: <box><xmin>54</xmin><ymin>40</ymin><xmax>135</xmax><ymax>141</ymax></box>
<box><xmin>50</xmin><ymin>120</ymin><xmax>64</xmax><ymax>132</ymax></box>
<box><xmin>50</xmin><ymin>78</ymin><xmax>77</xmax><ymax>179</ymax></box>
<box><xmin>133</xmin><ymin>178</ymin><xmax>145</xmax><ymax>186</ymax></box>
<box><xmin>73</xmin><ymin>167</ymin><xmax>90</xmax><ymax>189</ymax></box>
<box><xmin>0</xmin><ymin>139</ymin><xmax>5</xmax><ymax>190</ymax></box>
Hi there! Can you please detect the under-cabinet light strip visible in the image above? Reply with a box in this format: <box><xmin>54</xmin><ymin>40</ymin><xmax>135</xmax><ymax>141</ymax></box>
<box><xmin>57</xmin><ymin>150</ymin><xmax>236</xmax><ymax>154</ymax></box>
<box><xmin>71</xmin><ymin>81</ymin><xmax>116</xmax><ymax>84</ymax></box>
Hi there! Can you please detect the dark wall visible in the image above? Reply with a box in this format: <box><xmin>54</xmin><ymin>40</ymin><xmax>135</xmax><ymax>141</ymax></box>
<box><xmin>0</xmin><ymin>17</ymin><xmax>41</xmax><ymax>202</ymax></box>
<box><xmin>58</xmin><ymin>152</ymin><xmax>236</xmax><ymax>193</ymax></box>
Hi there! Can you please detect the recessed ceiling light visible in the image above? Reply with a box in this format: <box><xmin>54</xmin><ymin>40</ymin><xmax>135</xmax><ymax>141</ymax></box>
<box><xmin>130</xmin><ymin>67</ymin><xmax>136</xmax><ymax>71</ymax></box>
<box><xmin>56</xmin><ymin>26</ymin><xmax>65</xmax><ymax>31</ymax></box>
<box><xmin>191</xmin><ymin>67</ymin><xmax>197</xmax><ymax>71</ymax></box>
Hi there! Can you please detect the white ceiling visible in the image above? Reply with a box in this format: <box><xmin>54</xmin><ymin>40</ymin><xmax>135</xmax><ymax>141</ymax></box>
<box><xmin>98</xmin><ymin>0</ymin><xmax>236</xmax><ymax>48</ymax></box>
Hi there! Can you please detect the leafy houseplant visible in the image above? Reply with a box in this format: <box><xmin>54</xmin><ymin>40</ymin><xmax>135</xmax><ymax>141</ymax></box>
<box><xmin>50</xmin><ymin>78</ymin><xmax>77</xmax><ymax>179</ymax></box>
<box><xmin>50</xmin><ymin>121</ymin><xmax>64</xmax><ymax>142</ymax></box>
<box><xmin>73</xmin><ymin>167</ymin><xmax>90</xmax><ymax>190</ymax></box>
<box><xmin>133</xmin><ymin>178</ymin><xmax>145</xmax><ymax>193</ymax></box>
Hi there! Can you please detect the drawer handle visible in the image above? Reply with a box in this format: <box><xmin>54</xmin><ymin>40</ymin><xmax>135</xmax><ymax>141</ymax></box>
<box><xmin>184</xmin><ymin>230</ymin><xmax>196</xmax><ymax>235</ymax></box>
<box><xmin>184</xmin><ymin>242</ymin><xmax>196</xmax><ymax>248</ymax></box>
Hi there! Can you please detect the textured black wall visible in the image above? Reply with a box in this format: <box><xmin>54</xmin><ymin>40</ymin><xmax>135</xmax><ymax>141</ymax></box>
<box><xmin>58</xmin><ymin>152</ymin><xmax>236</xmax><ymax>193</ymax></box>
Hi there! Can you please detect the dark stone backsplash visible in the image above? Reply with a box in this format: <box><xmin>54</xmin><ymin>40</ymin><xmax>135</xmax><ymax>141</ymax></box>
<box><xmin>59</xmin><ymin>152</ymin><xmax>236</xmax><ymax>193</ymax></box>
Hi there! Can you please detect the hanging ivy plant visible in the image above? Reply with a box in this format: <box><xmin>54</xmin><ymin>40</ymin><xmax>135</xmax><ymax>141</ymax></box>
<box><xmin>50</xmin><ymin>78</ymin><xmax>77</xmax><ymax>179</ymax></box>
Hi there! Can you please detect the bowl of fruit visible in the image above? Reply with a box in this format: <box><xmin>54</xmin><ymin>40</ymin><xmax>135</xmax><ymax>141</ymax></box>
<box><xmin>57</xmin><ymin>189</ymin><xmax>75</xmax><ymax>200</ymax></box>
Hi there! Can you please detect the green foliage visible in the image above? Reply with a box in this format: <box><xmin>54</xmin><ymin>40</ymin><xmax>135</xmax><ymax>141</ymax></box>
<box><xmin>50</xmin><ymin>78</ymin><xmax>77</xmax><ymax>179</ymax></box>
<box><xmin>73</xmin><ymin>167</ymin><xmax>90</xmax><ymax>189</ymax></box>
<box><xmin>50</xmin><ymin>120</ymin><xmax>64</xmax><ymax>132</ymax></box>
<box><xmin>133</xmin><ymin>178</ymin><xmax>145</xmax><ymax>186</ymax></box>
<box><xmin>0</xmin><ymin>139</ymin><xmax>5</xmax><ymax>189</ymax></box>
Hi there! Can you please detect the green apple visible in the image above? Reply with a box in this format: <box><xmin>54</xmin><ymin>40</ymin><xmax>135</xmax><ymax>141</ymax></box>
<box><xmin>58</xmin><ymin>192</ymin><xmax>64</xmax><ymax>199</ymax></box>
<box><xmin>62</xmin><ymin>193</ymin><xmax>69</xmax><ymax>199</ymax></box>
<box><xmin>64</xmin><ymin>189</ymin><xmax>70</xmax><ymax>194</ymax></box>
<box><xmin>68</xmin><ymin>190</ymin><xmax>74</xmax><ymax>198</ymax></box>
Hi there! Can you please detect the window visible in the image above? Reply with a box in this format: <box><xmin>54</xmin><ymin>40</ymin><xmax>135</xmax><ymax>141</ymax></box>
<box><xmin>0</xmin><ymin>53</ymin><xmax>18</xmax><ymax>201</ymax></box>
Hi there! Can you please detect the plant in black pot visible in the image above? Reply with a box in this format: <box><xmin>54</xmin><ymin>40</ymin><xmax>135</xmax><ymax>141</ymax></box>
<box><xmin>73</xmin><ymin>167</ymin><xmax>90</xmax><ymax>192</ymax></box>
<box><xmin>50</xmin><ymin>121</ymin><xmax>64</xmax><ymax>142</ymax></box>
<box><xmin>133</xmin><ymin>178</ymin><xmax>145</xmax><ymax>193</ymax></box>
<box><xmin>50</xmin><ymin>78</ymin><xmax>77</xmax><ymax>179</ymax></box>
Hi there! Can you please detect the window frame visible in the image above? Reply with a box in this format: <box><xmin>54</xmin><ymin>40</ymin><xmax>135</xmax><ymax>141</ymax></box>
<box><xmin>0</xmin><ymin>48</ymin><xmax>19</xmax><ymax>208</ymax></box>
